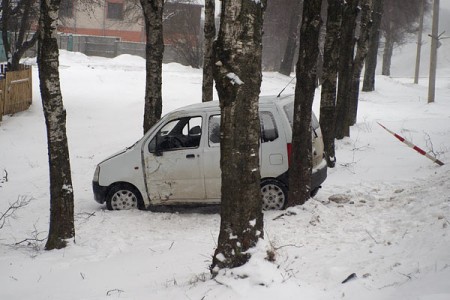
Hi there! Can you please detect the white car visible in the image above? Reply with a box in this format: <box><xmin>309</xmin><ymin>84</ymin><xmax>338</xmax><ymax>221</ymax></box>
<box><xmin>92</xmin><ymin>95</ymin><xmax>327</xmax><ymax>210</ymax></box>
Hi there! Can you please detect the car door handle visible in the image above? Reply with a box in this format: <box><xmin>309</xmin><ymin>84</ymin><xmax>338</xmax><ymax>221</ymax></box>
<box><xmin>186</xmin><ymin>154</ymin><xmax>196</xmax><ymax>159</ymax></box>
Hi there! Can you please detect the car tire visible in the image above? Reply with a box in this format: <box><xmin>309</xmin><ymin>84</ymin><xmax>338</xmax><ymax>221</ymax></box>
<box><xmin>310</xmin><ymin>186</ymin><xmax>321</xmax><ymax>198</ymax></box>
<box><xmin>261</xmin><ymin>179</ymin><xmax>288</xmax><ymax>210</ymax></box>
<box><xmin>106</xmin><ymin>183</ymin><xmax>144</xmax><ymax>210</ymax></box>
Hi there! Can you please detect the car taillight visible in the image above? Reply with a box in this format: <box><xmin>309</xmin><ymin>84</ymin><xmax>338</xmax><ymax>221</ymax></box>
<box><xmin>287</xmin><ymin>143</ymin><xmax>292</xmax><ymax>167</ymax></box>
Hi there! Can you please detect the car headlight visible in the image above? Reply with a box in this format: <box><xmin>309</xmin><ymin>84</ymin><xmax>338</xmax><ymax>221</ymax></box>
<box><xmin>93</xmin><ymin>165</ymin><xmax>100</xmax><ymax>182</ymax></box>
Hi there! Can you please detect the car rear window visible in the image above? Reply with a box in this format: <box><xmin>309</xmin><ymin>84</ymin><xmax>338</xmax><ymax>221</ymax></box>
<box><xmin>260</xmin><ymin>111</ymin><xmax>279</xmax><ymax>143</ymax></box>
<box><xmin>283</xmin><ymin>102</ymin><xmax>320</xmax><ymax>130</ymax></box>
<box><xmin>208</xmin><ymin>112</ymin><xmax>279</xmax><ymax>145</ymax></box>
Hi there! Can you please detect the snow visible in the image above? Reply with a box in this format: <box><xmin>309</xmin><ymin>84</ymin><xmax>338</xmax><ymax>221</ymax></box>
<box><xmin>1</xmin><ymin>37</ymin><xmax>450</xmax><ymax>299</ymax></box>
<box><xmin>226</xmin><ymin>72</ymin><xmax>244</xmax><ymax>85</ymax></box>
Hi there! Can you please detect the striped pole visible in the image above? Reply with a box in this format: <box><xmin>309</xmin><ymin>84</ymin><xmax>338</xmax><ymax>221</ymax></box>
<box><xmin>377</xmin><ymin>122</ymin><xmax>444</xmax><ymax>166</ymax></box>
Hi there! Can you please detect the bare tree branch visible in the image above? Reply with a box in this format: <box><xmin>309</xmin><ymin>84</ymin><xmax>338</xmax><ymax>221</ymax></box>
<box><xmin>0</xmin><ymin>196</ymin><xmax>33</xmax><ymax>230</ymax></box>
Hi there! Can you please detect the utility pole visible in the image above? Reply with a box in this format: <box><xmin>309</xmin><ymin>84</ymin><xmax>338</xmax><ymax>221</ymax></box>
<box><xmin>428</xmin><ymin>0</ymin><xmax>439</xmax><ymax>103</ymax></box>
<box><xmin>414</xmin><ymin>0</ymin><xmax>425</xmax><ymax>84</ymax></box>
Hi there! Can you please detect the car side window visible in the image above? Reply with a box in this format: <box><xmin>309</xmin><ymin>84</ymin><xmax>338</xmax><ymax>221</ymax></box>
<box><xmin>260</xmin><ymin>112</ymin><xmax>278</xmax><ymax>143</ymax></box>
<box><xmin>207</xmin><ymin>112</ymin><xmax>278</xmax><ymax>146</ymax></box>
<box><xmin>149</xmin><ymin>116</ymin><xmax>202</xmax><ymax>153</ymax></box>
<box><xmin>208</xmin><ymin>115</ymin><xmax>221</xmax><ymax>146</ymax></box>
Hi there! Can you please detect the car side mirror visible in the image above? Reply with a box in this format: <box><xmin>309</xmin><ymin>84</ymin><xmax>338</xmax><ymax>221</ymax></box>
<box><xmin>149</xmin><ymin>135</ymin><xmax>163</xmax><ymax>156</ymax></box>
<box><xmin>154</xmin><ymin>148</ymin><xmax>163</xmax><ymax>156</ymax></box>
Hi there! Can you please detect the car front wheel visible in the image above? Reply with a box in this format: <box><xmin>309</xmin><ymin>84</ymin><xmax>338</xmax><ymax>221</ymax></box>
<box><xmin>106</xmin><ymin>184</ymin><xmax>144</xmax><ymax>210</ymax></box>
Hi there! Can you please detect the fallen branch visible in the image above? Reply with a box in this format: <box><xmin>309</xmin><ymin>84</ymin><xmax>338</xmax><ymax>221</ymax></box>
<box><xmin>272</xmin><ymin>211</ymin><xmax>297</xmax><ymax>220</ymax></box>
<box><xmin>365</xmin><ymin>229</ymin><xmax>381</xmax><ymax>244</ymax></box>
<box><xmin>12</xmin><ymin>223</ymin><xmax>46</xmax><ymax>252</ymax></box>
<box><xmin>342</xmin><ymin>273</ymin><xmax>357</xmax><ymax>284</ymax></box>
<box><xmin>0</xmin><ymin>196</ymin><xmax>33</xmax><ymax>229</ymax></box>
<box><xmin>14</xmin><ymin>237</ymin><xmax>46</xmax><ymax>246</ymax></box>
<box><xmin>273</xmin><ymin>243</ymin><xmax>304</xmax><ymax>250</ymax></box>
<box><xmin>106</xmin><ymin>289</ymin><xmax>124</xmax><ymax>296</ymax></box>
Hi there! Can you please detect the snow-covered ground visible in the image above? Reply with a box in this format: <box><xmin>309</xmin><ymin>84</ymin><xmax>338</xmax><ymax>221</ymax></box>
<box><xmin>1</xmin><ymin>38</ymin><xmax>450</xmax><ymax>299</ymax></box>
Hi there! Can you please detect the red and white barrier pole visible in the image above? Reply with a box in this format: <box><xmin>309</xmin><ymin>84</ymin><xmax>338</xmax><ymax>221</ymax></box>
<box><xmin>377</xmin><ymin>122</ymin><xmax>444</xmax><ymax>166</ymax></box>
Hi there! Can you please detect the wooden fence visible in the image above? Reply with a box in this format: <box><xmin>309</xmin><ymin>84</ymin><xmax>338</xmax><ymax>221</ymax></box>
<box><xmin>0</xmin><ymin>64</ymin><xmax>32</xmax><ymax>122</ymax></box>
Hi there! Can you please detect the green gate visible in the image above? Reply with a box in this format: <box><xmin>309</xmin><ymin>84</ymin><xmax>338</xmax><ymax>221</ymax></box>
<box><xmin>0</xmin><ymin>36</ymin><xmax>7</xmax><ymax>62</ymax></box>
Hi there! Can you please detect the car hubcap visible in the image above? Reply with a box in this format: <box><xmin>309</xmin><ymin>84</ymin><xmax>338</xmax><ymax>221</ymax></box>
<box><xmin>261</xmin><ymin>184</ymin><xmax>285</xmax><ymax>210</ymax></box>
<box><xmin>111</xmin><ymin>190</ymin><xmax>137</xmax><ymax>210</ymax></box>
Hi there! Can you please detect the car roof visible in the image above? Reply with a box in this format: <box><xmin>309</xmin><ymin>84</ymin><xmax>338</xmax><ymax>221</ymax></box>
<box><xmin>170</xmin><ymin>94</ymin><xmax>294</xmax><ymax>114</ymax></box>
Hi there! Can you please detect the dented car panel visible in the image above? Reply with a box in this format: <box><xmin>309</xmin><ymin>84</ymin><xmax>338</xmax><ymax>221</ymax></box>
<box><xmin>92</xmin><ymin>95</ymin><xmax>328</xmax><ymax>210</ymax></box>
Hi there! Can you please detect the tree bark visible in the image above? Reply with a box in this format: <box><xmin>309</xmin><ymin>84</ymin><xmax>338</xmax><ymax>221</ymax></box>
<box><xmin>1</xmin><ymin>0</ymin><xmax>12</xmax><ymax>68</ymax></box>
<box><xmin>287</xmin><ymin>0</ymin><xmax>322</xmax><ymax>207</ymax></box>
<box><xmin>348</xmin><ymin>0</ymin><xmax>372</xmax><ymax>125</ymax></box>
<box><xmin>335</xmin><ymin>0</ymin><xmax>359</xmax><ymax>139</ymax></box>
<box><xmin>362</xmin><ymin>0</ymin><xmax>383</xmax><ymax>91</ymax></box>
<box><xmin>211</xmin><ymin>0</ymin><xmax>265</xmax><ymax>274</ymax></box>
<box><xmin>279</xmin><ymin>0</ymin><xmax>302</xmax><ymax>76</ymax></box>
<box><xmin>381</xmin><ymin>22</ymin><xmax>394</xmax><ymax>76</ymax></box>
<box><xmin>319</xmin><ymin>0</ymin><xmax>344</xmax><ymax>168</ymax></box>
<box><xmin>38</xmin><ymin>0</ymin><xmax>75</xmax><ymax>250</ymax></box>
<box><xmin>427</xmin><ymin>0</ymin><xmax>439</xmax><ymax>103</ymax></box>
<box><xmin>140</xmin><ymin>0</ymin><xmax>164</xmax><ymax>133</ymax></box>
<box><xmin>414</xmin><ymin>0</ymin><xmax>425</xmax><ymax>84</ymax></box>
<box><xmin>202</xmin><ymin>0</ymin><xmax>215</xmax><ymax>102</ymax></box>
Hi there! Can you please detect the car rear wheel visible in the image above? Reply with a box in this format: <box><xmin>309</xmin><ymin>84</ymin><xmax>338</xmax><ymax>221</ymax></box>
<box><xmin>106</xmin><ymin>184</ymin><xmax>144</xmax><ymax>210</ymax></box>
<box><xmin>261</xmin><ymin>179</ymin><xmax>288</xmax><ymax>210</ymax></box>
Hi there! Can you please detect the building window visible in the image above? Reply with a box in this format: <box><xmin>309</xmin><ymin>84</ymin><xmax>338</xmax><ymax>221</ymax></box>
<box><xmin>107</xmin><ymin>2</ymin><xmax>124</xmax><ymax>20</ymax></box>
<box><xmin>60</xmin><ymin>0</ymin><xmax>74</xmax><ymax>18</ymax></box>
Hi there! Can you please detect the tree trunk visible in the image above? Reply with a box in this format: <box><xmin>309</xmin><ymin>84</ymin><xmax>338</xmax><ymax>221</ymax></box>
<box><xmin>362</xmin><ymin>0</ymin><xmax>383</xmax><ymax>91</ymax></box>
<box><xmin>335</xmin><ymin>0</ymin><xmax>359</xmax><ymax>139</ymax></box>
<box><xmin>38</xmin><ymin>0</ymin><xmax>75</xmax><ymax>250</ymax></box>
<box><xmin>319</xmin><ymin>0</ymin><xmax>344</xmax><ymax>168</ymax></box>
<box><xmin>287</xmin><ymin>0</ymin><xmax>323</xmax><ymax>207</ymax></box>
<box><xmin>140</xmin><ymin>0</ymin><xmax>164</xmax><ymax>133</ymax></box>
<box><xmin>202</xmin><ymin>0</ymin><xmax>215</xmax><ymax>102</ymax></box>
<box><xmin>315</xmin><ymin>0</ymin><xmax>328</xmax><ymax>86</ymax></box>
<box><xmin>348</xmin><ymin>0</ymin><xmax>372</xmax><ymax>126</ymax></box>
<box><xmin>427</xmin><ymin>0</ymin><xmax>439</xmax><ymax>103</ymax></box>
<box><xmin>381</xmin><ymin>22</ymin><xmax>394</xmax><ymax>76</ymax></box>
<box><xmin>414</xmin><ymin>0</ymin><xmax>425</xmax><ymax>84</ymax></box>
<box><xmin>2</xmin><ymin>0</ymin><xmax>39</xmax><ymax>71</ymax></box>
<box><xmin>279</xmin><ymin>0</ymin><xmax>302</xmax><ymax>76</ymax></box>
<box><xmin>211</xmin><ymin>0</ymin><xmax>265</xmax><ymax>274</ymax></box>
<box><xmin>1</xmin><ymin>0</ymin><xmax>12</xmax><ymax>67</ymax></box>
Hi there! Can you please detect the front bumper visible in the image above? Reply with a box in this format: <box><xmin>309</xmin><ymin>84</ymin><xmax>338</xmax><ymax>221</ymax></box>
<box><xmin>93</xmin><ymin>181</ymin><xmax>108</xmax><ymax>204</ymax></box>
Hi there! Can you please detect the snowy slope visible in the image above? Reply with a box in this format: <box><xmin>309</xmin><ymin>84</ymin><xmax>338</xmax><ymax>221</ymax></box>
<box><xmin>0</xmin><ymin>39</ymin><xmax>449</xmax><ymax>300</ymax></box>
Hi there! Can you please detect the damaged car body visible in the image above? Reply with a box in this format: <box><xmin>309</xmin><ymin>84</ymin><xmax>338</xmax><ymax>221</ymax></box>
<box><xmin>92</xmin><ymin>95</ymin><xmax>328</xmax><ymax>210</ymax></box>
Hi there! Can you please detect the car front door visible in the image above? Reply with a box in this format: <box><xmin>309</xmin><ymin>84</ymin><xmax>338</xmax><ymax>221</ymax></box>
<box><xmin>143</xmin><ymin>116</ymin><xmax>205</xmax><ymax>204</ymax></box>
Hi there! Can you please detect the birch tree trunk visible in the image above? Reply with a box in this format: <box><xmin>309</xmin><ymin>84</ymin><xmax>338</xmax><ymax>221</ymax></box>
<box><xmin>348</xmin><ymin>0</ymin><xmax>372</xmax><ymax>125</ymax></box>
<box><xmin>38</xmin><ymin>0</ymin><xmax>75</xmax><ymax>250</ymax></box>
<box><xmin>287</xmin><ymin>0</ymin><xmax>323</xmax><ymax>207</ymax></box>
<box><xmin>362</xmin><ymin>0</ymin><xmax>383</xmax><ymax>91</ymax></box>
<box><xmin>140</xmin><ymin>0</ymin><xmax>164</xmax><ymax>133</ymax></box>
<box><xmin>202</xmin><ymin>0</ymin><xmax>215</xmax><ymax>102</ymax></box>
<box><xmin>319</xmin><ymin>0</ymin><xmax>343</xmax><ymax>168</ymax></box>
<box><xmin>211</xmin><ymin>0</ymin><xmax>266</xmax><ymax>274</ymax></box>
